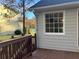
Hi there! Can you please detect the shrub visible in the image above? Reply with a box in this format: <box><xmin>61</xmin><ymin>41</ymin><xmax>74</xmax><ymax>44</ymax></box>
<box><xmin>14</xmin><ymin>29</ymin><xmax>22</xmax><ymax>35</ymax></box>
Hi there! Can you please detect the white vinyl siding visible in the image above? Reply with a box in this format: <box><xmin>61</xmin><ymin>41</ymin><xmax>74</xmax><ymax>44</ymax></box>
<box><xmin>36</xmin><ymin>9</ymin><xmax>78</xmax><ymax>52</ymax></box>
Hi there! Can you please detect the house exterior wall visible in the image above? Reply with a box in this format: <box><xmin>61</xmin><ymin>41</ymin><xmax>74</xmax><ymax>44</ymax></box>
<box><xmin>36</xmin><ymin>8</ymin><xmax>79</xmax><ymax>52</ymax></box>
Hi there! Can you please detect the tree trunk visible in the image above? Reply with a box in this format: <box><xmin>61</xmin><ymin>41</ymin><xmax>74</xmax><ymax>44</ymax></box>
<box><xmin>23</xmin><ymin>0</ymin><xmax>26</xmax><ymax>35</ymax></box>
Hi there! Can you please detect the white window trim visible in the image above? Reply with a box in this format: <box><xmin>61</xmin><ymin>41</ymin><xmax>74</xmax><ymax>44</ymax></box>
<box><xmin>77</xmin><ymin>9</ymin><xmax>79</xmax><ymax>46</ymax></box>
<box><xmin>43</xmin><ymin>10</ymin><xmax>65</xmax><ymax>35</ymax></box>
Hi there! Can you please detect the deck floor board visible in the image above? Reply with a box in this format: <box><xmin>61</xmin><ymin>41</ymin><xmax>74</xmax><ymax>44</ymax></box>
<box><xmin>23</xmin><ymin>49</ymin><xmax>79</xmax><ymax>59</ymax></box>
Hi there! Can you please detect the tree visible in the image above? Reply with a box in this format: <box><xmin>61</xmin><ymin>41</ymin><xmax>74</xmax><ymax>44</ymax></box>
<box><xmin>19</xmin><ymin>0</ymin><xmax>34</xmax><ymax>36</ymax></box>
<box><xmin>0</xmin><ymin>0</ymin><xmax>34</xmax><ymax>36</ymax></box>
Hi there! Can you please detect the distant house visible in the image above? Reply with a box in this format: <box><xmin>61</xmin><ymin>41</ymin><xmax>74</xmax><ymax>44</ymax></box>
<box><xmin>30</xmin><ymin>0</ymin><xmax>79</xmax><ymax>52</ymax></box>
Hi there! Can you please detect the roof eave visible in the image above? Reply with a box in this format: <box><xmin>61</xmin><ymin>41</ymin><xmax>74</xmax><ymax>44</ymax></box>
<box><xmin>32</xmin><ymin>1</ymin><xmax>79</xmax><ymax>10</ymax></box>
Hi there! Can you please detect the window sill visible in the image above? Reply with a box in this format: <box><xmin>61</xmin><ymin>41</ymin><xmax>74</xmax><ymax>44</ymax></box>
<box><xmin>44</xmin><ymin>33</ymin><xmax>65</xmax><ymax>35</ymax></box>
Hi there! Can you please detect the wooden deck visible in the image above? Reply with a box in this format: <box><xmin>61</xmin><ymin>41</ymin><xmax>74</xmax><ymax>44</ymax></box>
<box><xmin>23</xmin><ymin>49</ymin><xmax>79</xmax><ymax>59</ymax></box>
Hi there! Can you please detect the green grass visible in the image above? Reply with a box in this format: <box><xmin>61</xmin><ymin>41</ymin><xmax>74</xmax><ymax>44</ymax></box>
<box><xmin>0</xmin><ymin>35</ymin><xmax>11</xmax><ymax>41</ymax></box>
<box><xmin>0</xmin><ymin>35</ymin><xmax>23</xmax><ymax>42</ymax></box>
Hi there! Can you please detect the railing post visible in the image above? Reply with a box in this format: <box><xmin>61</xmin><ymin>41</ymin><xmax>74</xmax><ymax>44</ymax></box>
<box><xmin>27</xmin><ymin>36</ymin><xmax>32</xmax><ymax>56</ymax></box>
<box><xmin>0</xmin><ymin>48</ymin><xmax>2</xmax><ymax>59</ymax></box>
<box><xmin>29</xmin><ymin>35</ymin><xmax>32</xmax><ymax>56</ymax></box>
<box><xmin>35</xmin><ymin>33</ymin><xmax>37</xmax><ymax>50</ymax></box>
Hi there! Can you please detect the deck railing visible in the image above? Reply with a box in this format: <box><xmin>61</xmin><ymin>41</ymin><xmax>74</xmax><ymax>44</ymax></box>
<box><xmin>0</xmin><ymin>35</ymin><xmax>32</xmax><ymax>59</ymax></box>
<box><xmin>32</xmin><ymin>34</ymin><xmax>37</xmax><ymax>51</ymax></box>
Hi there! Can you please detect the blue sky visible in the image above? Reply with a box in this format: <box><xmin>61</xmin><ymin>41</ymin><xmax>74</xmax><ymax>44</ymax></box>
<box><xmin>25</xmin><ymin>11</ymin><xmax>35</xmax><ymax>19</ymax></box>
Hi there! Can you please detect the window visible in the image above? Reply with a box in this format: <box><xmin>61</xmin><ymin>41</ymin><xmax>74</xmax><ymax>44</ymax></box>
<box><xmin>45</xmin><ymin>11</ymin><xmax>64</xmax><ymax>34</ymax></box>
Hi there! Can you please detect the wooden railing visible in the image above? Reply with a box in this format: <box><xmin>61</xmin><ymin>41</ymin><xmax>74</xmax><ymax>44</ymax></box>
<box><xmin>0</xmin><ymin>36</ymin><xmax>32</xmax><ymax>59</ymax></box>
<box><xmin>32</xmin><ymin>34</ymin><xmax>37</xmax><ymax>51</ymax></box>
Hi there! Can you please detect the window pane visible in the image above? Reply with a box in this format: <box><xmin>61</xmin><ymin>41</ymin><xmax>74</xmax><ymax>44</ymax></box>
<box><xmin>59</xmin><ymin>12</ymin><xmax>63</xmax><ymax>17</ymax></box>
<box><xmin>50</xmin><ymin>18</ymin><xmax>54</xmax><ymax>23</ymax></box>
<box><xmin>54</xmin><ymin>18</ymin><xmax>58</xmax><ymax>22</ymax></box>
<box><xmin>54</xmin><ymin>13</ymin><xmax>58</xmax><ymax>17</ymax></box>
<box><xmin>55</xmin><ymin>23</ymin><xmax>58</xmax><ymax>27</ymax></box>
<box><xmin>50</xmin><ymin>26</ymin><xmax>53</xmax><ymax>29</ymax></box>
<box><xmin>50</xmin><ymin>27</ymin><xmax>54</xmax><ymax>32</ymax></box>
<box><xmin>55</xmin><ymin>28</ymin><xmax>58</xmax><ymax>32</ymax></box>
<box><xmin>59</xmin><ymin>23</ymin><xmax>63</xmax><ymax>27</ymax></box>
<box><xmin>59</xmin><ymin>17</ymin><xmax>63</xmax><ymax>22</ymax></box>
<box><xmin>46</xmin><ymin>24</ymin><xmax>50</xmax><ymax>27</ymax></box>
<box><xmin>45</xmin><ymin>14</ymin><xmax>50</xmax><ymax>18</ymax></box>
<box><xmin>46</xmin><ymin>19</ymin><xmax>50</xmax><ymax>24</ymax></box>
<box><xmin>50</xmin><ymin>29</ymin><xmax>53</xmax><ymax>32</ymax></box>
<box><xmin>59</xmin><ymin>28</ymin><xmax>63</xmax><ymax>32</ymax></box>
<box><xmin>46</xmin><ymin>28</ymin><xmax>50</xmax><ymax>32</ymax></box>
<box><xmin>50</xmin><ymin>24</ymin><xmax>53</xmax><ymax>28</ymax></box>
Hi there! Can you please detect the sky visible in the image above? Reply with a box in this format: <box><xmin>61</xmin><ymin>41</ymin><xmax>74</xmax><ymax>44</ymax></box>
<box><xmin>25</xmin><ymin>11</ymin><xmax>35</xmax><ymax>19</ymax></box>
<box><xmin>16</xmin><ymin>0</ymin><xmax>38</xmax><ymax>7</ymax></box>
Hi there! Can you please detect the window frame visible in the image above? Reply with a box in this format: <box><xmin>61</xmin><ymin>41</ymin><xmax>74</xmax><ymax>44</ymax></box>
<box><xmin>43</xmin><ymin>10</ymin><xmax>65</xmax><ymax>35</ymax></box>
<box><xmin>77</xmin><ymin>9</ymin><xmax>79</xmax><ymax>46</ymax></box>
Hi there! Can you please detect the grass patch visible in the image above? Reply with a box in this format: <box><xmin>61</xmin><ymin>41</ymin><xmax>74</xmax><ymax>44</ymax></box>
<box><xmin>0</xmin><ymin>35</ymin><xmax>23</xmax><ymax>42</ymax></box>
<box><xmin>0</xmin><ymin>35</ymin><xmax>11</xmax><ymax>41</ymax></box>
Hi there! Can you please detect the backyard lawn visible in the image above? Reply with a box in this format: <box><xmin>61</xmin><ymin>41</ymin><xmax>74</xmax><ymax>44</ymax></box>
<box><xmin>0</xmin><ymin>35</ymin><xmax>22</xmax><ymax>42</ymax></box>
<box><xmin>0</xmin><ymin>35</ymin><xmax>31</xmax><ymax>42</ymax></box>
<box><xmin>0</xmin><ymin>35</ymin><xmax>11</xmax><ymax>41</ymax></box>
